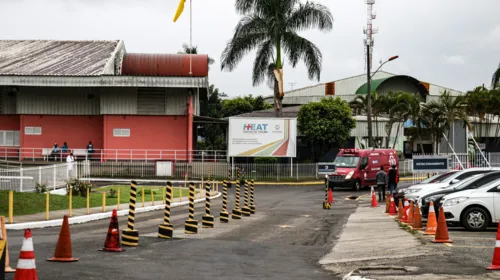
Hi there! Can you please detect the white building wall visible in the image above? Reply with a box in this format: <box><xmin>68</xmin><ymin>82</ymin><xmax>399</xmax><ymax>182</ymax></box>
<box><xmin>428</xmin><ymin>84</ymin><xmax>463</xmax><ymax>96</ymax></box>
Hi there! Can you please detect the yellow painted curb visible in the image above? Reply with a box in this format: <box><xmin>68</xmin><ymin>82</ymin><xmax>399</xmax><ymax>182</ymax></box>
<box><xmin>399</xmin><ymin>177</ymin><xmax>426</xmax><ymax>182</ymax></box>
<box><xmin>253</xmin><ymin>181</ymin><xmax>324</xmax><ymax>186</ymax></box>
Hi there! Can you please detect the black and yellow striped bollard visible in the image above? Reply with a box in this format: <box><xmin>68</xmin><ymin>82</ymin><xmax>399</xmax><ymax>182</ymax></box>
<box><xmin>158</xmin><ymin>181</ymin><xmax>174</xmax><ymax>239</ymax></box>
<box><xmin>202</xmin><ymin>181</ymin><xmax>215</xmax><ymax>228</ymax></box>
<box><xmin>184</xmin><ymin>182</ymin><xmax>198</xmax><ymax>234</ymax></box>
<box><xmin>241</xmin><ymin>179</ymin><xmax>251</xmax><ymax>216</ymax></box>
<box><xmin>122</xmin><ymin>181</ymin><xmax>139</xmax><ymax>246</ymax></box>
<box><xmin>231</xmin><ymin>168</ymin><xmax>242</xmax><ymax>219</ymax></box>
<box><xmin>322</xmin><ymin>179</ymin><xmax>331</xmax><ymax>209</ymax></box>
<box><xmin>220</xmin><ymin>179</ymin><xmax>230</xmax><ymax>223</ymax></box>
<box><xmin>249</xmin><ymin>179</ymin><xmax>256</xmax><ymax>214</ymax></box>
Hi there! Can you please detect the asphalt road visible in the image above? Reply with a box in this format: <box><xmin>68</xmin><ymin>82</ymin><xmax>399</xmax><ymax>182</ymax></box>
<box><xmin>4</xmin><ymin>186</ymin><xmax>366</xmax><ymax>280</ymax></box>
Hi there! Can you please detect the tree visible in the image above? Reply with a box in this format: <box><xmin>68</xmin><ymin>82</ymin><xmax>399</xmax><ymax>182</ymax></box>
<box><xmin>298</xmin><ymin>97</ymin><xmax>356</xmax><ymax>161</ymax></box>
<box><xmin>179</xmin><ymin>43</ymin><xmax>215</xmax><ymax>70</ymax></box>
<box><xmin>221</xmin><ymin>0</ymin><xmax>333</xmax><ymax>117</ymax></box>
<box><xmin>492</xmin><ymin>62</ymin><xmax>500</xmax><ymax>89</ymax></box>
<box><xmin>197</xmin><ymin>85</ymin><xmax>228</xmax><ymax>150</ymax></box>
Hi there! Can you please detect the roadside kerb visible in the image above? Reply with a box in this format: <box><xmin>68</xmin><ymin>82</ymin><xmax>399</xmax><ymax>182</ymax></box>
<box><xmin>5</xmin><ymin>193</ymin><xmax>221</xmax><ymax>230</ymax></box>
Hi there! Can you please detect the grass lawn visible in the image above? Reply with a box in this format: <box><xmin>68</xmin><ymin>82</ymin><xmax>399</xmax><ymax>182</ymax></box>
<box><xmin>0</xmin><ymin>185</ymin><xmax>199</xmax><ymax>217</ymax></box>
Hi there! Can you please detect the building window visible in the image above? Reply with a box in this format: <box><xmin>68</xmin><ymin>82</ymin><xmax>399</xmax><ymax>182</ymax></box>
<box><xmin>25</xmin><ymin>126</ymin><xmax>42</xmax><ymax>135</ymax></box>
<box><xmin>113</xmin><ymin>128</ymin><xmax>130</xmax><ymax>137</ymax></box>
<box><xmin>0</xmin><ymin>130</ymin><xmax>20</xmax><ymax>146</ymax></box>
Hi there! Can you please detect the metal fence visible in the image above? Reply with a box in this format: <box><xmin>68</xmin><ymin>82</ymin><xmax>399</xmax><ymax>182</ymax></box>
<box><xmin>0</xmin><ymin>147</ymin><xmax>227</xmax><ymax>162</ymax></box>
<box><xmin>0</xmin><ymin>162</ymin><xmax>80</xmax><ymax>192</ymax></box>
<box><xmin>79</xmin><ymin>161</ymin><xmax>319</xmax><ymax>182</ymax></box>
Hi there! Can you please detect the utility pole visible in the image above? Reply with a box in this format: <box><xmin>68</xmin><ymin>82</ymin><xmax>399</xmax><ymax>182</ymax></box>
<box><xmin>289</xmin><ymin>82</ymin><xmax>297</xmax><ymax>91</ymax></box>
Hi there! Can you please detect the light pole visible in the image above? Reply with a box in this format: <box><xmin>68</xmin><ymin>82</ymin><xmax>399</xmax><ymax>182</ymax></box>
<box><xmin>366</xmin><ymin>55</ymin><xmax>399</xmax><ymax>148</ymax></box>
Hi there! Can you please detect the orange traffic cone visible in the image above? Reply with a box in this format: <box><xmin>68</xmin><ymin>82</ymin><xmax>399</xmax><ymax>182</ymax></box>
<box><xmin>397</xmin><ymin>200</ymin><xmax>404</xmax><ymax>220</ymax></box>
<box><xmin>432</xmin><ymin>206</ymin><xmax>453</xmax><ymax>243</ymax></box>
<box><xmin>100</xmin><ymin>209</ymin><xmax>124</xmax><ymax>252</ymax></box>
<box><xmin>14</xmin><ymin>229</ymin><xmax>38</xmax><ymax>280</ymax></box>
<box><xmin>47</xmin><ymin>215</ymin><xmax>78</xmax><ymax>262</ymax></box>
<box><xmin>388</xmin><ymin>195</ymin><xmax>397</xmax><ymax>216</ymax></box>
<box><xmin>486</xmin><ymin>222</ymin><xmax>500</xmax><ymax>270</ymax></box>
<box><xmin>406</xmin><ymin>201</ymin><xmax>414</xmax><ymax>224</ymax></box>
<box><xmin>385</xmin><ymin>196</ymin><xmax>390</xmax><ymax>213</ymax></box>
<box><xmin>370</xmin><ymin>186</ymin><xmax>379</xmax><ymax>207</ymax></box>
<box><xmin>328</xmin><ymin>188</ymin><xmax>334</xmax><ymax>204</ymax></box>
<box><xmin>0</xmin><ymin>216</ymin><xmax>15</xmax><ymax>273</ymax></box>
<box><xmin>424</xmin><ymin>201</ymin><xmax>438</xmax><ymax>235</ymax></box>
<box><xmin>401</xmin><ymin>199</ymin><xmax>409</xmax><ymax>223</ymax></box>
<box><xmin>412</xmin><ymin>203</ymin><xmax>423</xmax><ymax>230</ymax></box>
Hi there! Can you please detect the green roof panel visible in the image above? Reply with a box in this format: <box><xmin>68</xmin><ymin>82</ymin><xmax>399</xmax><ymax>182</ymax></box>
<box><xmin>355</xmin><ymin>77</ymin><xmax>392</xmax><ymax>94</ymax></box>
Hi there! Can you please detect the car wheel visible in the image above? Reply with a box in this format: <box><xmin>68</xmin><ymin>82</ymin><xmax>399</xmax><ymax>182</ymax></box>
<box><xmin>352</xmin><ymin>180</ymin><xmax>361</xmax><ymax>192</ymax></box>
<box><xmin>461</xmin><ymin>207</ymin><xmax>490</xmax><ymax>231</ymax></box>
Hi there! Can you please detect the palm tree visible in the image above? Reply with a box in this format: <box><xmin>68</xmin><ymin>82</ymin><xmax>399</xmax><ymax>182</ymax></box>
<box><xmin>407</xmin><ymin>95</ymin><xmax>425</xmax><ymax>153</ymax></box>
<box><xmin>179</xmin><ymin>44</ymin><xmax>215</xmax><ymax>70</ymax></box>
<box><xmin>421</xmin><ymin>91</ymin><xmax>470</xmax><ymax>153</ymax></box>
<box><xmin>492</xmin><ymin>62</ymin><xmax>500</xmax><ymax>89</ymax></box>
<box><xmin>221</xmin><ymin>0</ymin><xmax>333</xmax><ymax>116</ymax></box>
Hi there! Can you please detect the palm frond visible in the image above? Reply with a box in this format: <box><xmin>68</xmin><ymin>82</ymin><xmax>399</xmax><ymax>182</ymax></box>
<box><xmin>492</xmin><ymin>62</ymin><xmax>500</xmax><ymax>89</ymax></box>
<box><xmin>287</xmin><ymin>2</ymin><xmax>333</xmax><ymax>32</ymax></box>
<box><xmin>234</xmin><ymin>15</ymin><xmax>268</xmax><ymax>37</ymax></box>
<box><xmin>282</xmin><ymin>31</ymin><xmax>322</xmax><ymax>80</ymax></box>
<box><xmin>221</xmin><ymin>32</ymin><xmax>268</xmax><ymax>71</ymax></box>
<box><xmin>235</xmin><ymin>0</ymin><xmax>274</xmax><ymax>16</ymax></box>
<box><xmin>252</xmin><ymin>40</ymin><xmax>274</xmax><ymax>86</ymax></box>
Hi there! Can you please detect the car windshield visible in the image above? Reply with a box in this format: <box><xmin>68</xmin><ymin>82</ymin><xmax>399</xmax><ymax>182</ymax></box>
<box><xmin>444</xmin><ymin>174</ymin><xmax>482</xmax><ymax>190</ymax></box>
<box><xmin>421</xmin><ymin>171</ymin><xmax>457</xmax><ymax>184</ymax></box>
<box><xmin>421</xmin><ymin>172</ymin><xmax>455</xmax><ymax>184</ymax></box>
<box><xmin>334</xmin><ymin>156</ymin><xmax>360</xmax><ymax>168</ymax></box>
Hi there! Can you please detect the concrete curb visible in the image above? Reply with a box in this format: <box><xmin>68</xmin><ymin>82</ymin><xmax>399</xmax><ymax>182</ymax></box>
<box><xmin>5</xmin><ymin>192</ymin><xmax>221</xmax><ymax>230</ymax></box>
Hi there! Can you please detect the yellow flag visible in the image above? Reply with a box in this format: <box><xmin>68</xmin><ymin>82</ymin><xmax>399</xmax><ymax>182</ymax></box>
<box><xmin>173</xmin><ymin>0</ymin><xmax>186</xmax><ymax>22</ymax></box>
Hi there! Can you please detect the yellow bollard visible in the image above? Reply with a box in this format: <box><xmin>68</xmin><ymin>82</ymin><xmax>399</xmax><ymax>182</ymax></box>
<box><xmin>151</xmin><ymin>187</ymin><xmax>154</xmax><ymax>206</ymax></box>
<box><xmin>8</xmin><ymin>190</ymin><xmax>13</xmax><ymax>224</ymax></box>
<box><xmin>46</xmin><ymin>191</ymin><xmax>50</xmax><ymax>220</ymax></box>
<box><xmin>142</xmin><ymin>187</ymin><xmax>145</xmax><ymax>207</ymax></box>
<box><xmin>117</xmin><ymin>188</ymin><xmax>121</xmax><ymax>210</ymax></box>
<box><xmin>179</xmin><ymin>185</ymin><xmax>183</xmax><ymax>202</ymax></box>
<box><xmin>102</xmin><ymin>192</ymin><xmax>106</xmax><ymax>212</ymax></box>
<box><xmin>199</xmin><ymin>184</ymin><xmax>203</xmax><ymax>199</ymax></box>
<box><xmin>86</xmin><ymin>187</ymin><xmax>90</xmax><ymax>215</ymax></box>
<box><xmin>69</xmin><ymin>188</ymin><xmax>73</xmax><ymax>217</ymax></box>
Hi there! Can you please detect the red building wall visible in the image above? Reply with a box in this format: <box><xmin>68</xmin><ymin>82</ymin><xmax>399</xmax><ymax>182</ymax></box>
<box><xmin>103</xmin><ymin>115</ymin><xmax>188</xmax><ymax>160</ymax></box>
<box><xmin>20</xmin><ymin>115</ymin><xmax>103</xmax><ymax>158</ymax></box>
<box><xmin>0</xmin><ymin>115</ymin><xmax>20</xmax><ymax>130</ymax></box>
<box><xmin>0</xmin><ymin>115</ymin><xmax>20</xmax><ymax>158</ymax></box>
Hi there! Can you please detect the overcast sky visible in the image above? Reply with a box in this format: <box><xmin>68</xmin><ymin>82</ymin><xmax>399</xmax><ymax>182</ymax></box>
<box><xmin>0</xmin><ymin>0</ymin><xmax>498</xmax><ymax>97</ymax></box>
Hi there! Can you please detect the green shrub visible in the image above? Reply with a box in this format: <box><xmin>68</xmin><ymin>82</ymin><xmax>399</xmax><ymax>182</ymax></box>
<box><xmin>142</xmin><ymin>188</ymin><xmax>157</xmax><ymax>195</ymax></box>
<box><xmin>254</xmin><ymin>157</ymin><xmax>278</xmax><ymax>164</ymax></box>
<box><xmin>66</xmin><ymin>179</ymin><xmax>92</xmax><ymax>197</ymax></box>
<box><xmin>35</xmin><ymin>182</ymin><xmax>47</xmax><ymax>193</ymax></box>
<box><xmin>108</xmin><ymin>188</ymin><xmax>117</xmax><ymax>198</ymax></box>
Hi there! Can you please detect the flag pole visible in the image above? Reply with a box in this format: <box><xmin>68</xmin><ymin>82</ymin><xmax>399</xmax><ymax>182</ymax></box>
<box><xmin>189</xmin><ymin>0</ymin><xmax>193</xmax><ymax>76</ymax></box>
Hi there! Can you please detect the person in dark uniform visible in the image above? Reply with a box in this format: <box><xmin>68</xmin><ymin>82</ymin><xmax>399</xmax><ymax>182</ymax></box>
<box><xmin>388</xmin><ymin>165</ymin><xmax>398</xmax><ymax>196</ymax></box>
<box><xmin>376</xmin><ymin>166</ymin><xmax>388</xmax><ymax>202</ymax></box>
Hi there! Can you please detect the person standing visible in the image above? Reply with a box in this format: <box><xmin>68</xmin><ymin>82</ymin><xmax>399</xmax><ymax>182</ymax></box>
<box><xmin>388</xmin><ymin>165</ymin><xmax>398</xmax><ymax>196</ymax></box>
<box><xmin>66</xmin><ymin>152</ymin><xmax>75</xmax><ymax>177</ymax></box>
<box><xmin>376</xmin><ymin>166</ymin><xmax>388</xmax><ymax>202</ymax></box>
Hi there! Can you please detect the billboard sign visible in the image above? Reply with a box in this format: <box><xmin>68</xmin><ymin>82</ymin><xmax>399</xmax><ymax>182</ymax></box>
<box><xmin>228</xmin><ymin>117</ymin><xmax>297</xmax><ymax>157</ymax></box>
<box><xmin>412</xmin><ymin>156</ymin><xmax>449</xmax><ymax>173</ymax></box>
<box><xmin>317</xmin><ymin>163</ymin><xmax>335</xmax><ymax>175</ymax></box>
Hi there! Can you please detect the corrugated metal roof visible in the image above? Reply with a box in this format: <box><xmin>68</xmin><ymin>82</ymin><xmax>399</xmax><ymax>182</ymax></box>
<box><xmin>121</xmin><ymin>53</ymin><xmax>208</xmax><ymax>77</ymax></box>
<box><xmin>0</xmin><ymin>40</ymin><xmax>121</xmax><ymax>76</ymax></box>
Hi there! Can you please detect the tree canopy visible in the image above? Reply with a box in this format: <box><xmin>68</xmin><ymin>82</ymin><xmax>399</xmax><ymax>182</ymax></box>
<box><xmin>298</xmin><ymin>97</ymin><xmax>356</xmax><ymax>161</ymax></box>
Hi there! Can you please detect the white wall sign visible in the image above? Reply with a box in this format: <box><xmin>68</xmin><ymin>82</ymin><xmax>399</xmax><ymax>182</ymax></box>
<box><xmin>228</xmin><ymin>117</ymin><xmax>297</xmax><ymax>157</ymax></box>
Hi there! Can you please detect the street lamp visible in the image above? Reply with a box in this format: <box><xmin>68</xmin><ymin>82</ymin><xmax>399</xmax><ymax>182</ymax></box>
<box><xmin>366</xmin><ymin>55</ymin><xmax>399</xmax><ymax>148</ymax></box>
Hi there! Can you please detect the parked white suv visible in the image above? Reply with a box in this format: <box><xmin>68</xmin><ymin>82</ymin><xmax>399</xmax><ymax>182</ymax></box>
<box><xmin>404</xmin><ymin>168</ymin><xmax>499</xmax><ymax>202</ymax></box>
<box><xmin>441</xmin><ymin>178</ymin><xmax>500</xmax><ymax>231</ymax></box>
